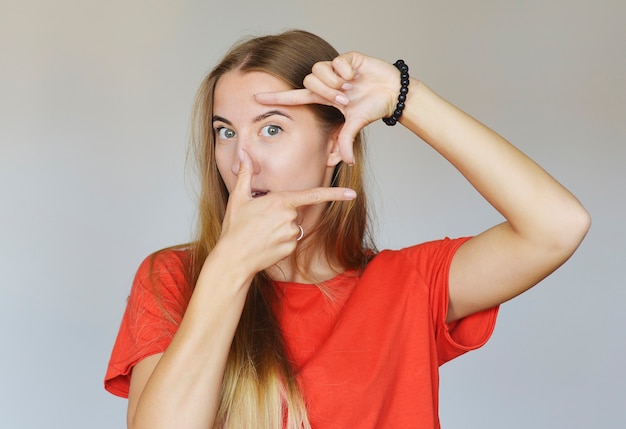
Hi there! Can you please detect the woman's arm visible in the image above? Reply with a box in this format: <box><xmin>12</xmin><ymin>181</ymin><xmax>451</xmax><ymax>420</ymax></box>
<box><xmin>127</xmin><ymin>153</ymin><xmax>263</xmax><ymax>428</ymax></box>
<box><xmin>256</xmin><ymin>52</ymin><xmax>591</xmax><ymax>322</ymax></box>
<box><xmin>400</xmin><ymin>81</ymin><xmax>591</xmax><ymax>322</ymax></box>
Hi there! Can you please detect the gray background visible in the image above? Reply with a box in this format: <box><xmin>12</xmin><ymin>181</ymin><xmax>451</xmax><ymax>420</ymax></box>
<box><xmin>1</xmin><ymin>0</ymin><xmax>624</xmax><ymax>427</ymax></box>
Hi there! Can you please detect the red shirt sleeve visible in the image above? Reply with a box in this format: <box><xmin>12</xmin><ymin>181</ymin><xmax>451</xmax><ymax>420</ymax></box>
<box><xmin>400</xmin><ymin>237</ymin><xmax>499</xmax><ymax>365</ymax></box>
<box><xmin>104</xmin><ymin>249</ymin><xmax>191</xmax><ymax>398</ymax></box>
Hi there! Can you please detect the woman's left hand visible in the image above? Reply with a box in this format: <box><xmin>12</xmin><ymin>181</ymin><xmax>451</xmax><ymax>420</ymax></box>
<box><xmin>255</xmin><ymin>52</ymin><xmax>401</xmax><ymax>164</ymax></box>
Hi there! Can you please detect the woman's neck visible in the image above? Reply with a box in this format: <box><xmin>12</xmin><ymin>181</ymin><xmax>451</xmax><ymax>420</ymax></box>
<box><xmin>267</xmin><ymin>244</ymin><xmax>344</xmax><ymax>284</ymax></box>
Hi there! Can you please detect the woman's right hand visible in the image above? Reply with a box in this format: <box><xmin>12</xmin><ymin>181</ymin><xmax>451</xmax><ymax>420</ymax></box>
<box><xmin>216</xmin><ymin>148</ymin><xmax>356</xmax><ymax>278</ymax></box>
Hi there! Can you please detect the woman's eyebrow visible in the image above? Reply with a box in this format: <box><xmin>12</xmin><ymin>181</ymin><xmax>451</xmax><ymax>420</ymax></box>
<box><xmin>212</xmin><ymin>110</ymin><xmax>293</xmax><ymax>126</ymax></box>
<box><xmin>212</xmin><ymin>115</ymin><xmax>231</xmax><ymax>125</ymax></box>
<box><xmin>253</xmin><ymin>110</ymin><xmax>293</xmax><ymax>122</ymax></box>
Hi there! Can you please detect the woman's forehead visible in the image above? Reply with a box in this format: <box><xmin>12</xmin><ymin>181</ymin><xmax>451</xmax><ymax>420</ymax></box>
<box><xmin>215</xmin><ymin>70</ymin><xmax>290</xmax><ymax>97</ymax></box>
<box><xmin>213</xmin><ymin>71</ymin><xmax>300</xmax><ymax>120</ymax></box>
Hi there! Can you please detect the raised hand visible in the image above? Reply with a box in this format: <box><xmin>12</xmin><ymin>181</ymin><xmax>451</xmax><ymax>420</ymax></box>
<box><xmin>255</xmin><ymin>52</ymin><xmax>402</xmax><ymax>164</ymax></box>
<box><xmin>218</xmin><ymin>149</ymin><xmax>357</xmax><ymax>276</ymax></box>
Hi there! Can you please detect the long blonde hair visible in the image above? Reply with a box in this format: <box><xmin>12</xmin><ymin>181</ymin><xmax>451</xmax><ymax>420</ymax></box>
<box><xmin>161</xmin><ymin>30</ymin><xmax>375</xmax><ymax>428</ymax></box>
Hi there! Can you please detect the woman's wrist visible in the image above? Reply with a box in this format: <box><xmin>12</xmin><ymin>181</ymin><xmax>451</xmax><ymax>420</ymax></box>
<box><xmin>203</xmin><ymin>240</ymin><xmax>257</xmax><ymax>291</ymax></box>
<box><xmin>382</xmin><ymin>60</ymin><xmax>410</xmax><ymax>126</ymax></box>
<box><xmin>397</xmin><ymin>77</ymin><xmax>424</xmax><ymax>129</ymax></box>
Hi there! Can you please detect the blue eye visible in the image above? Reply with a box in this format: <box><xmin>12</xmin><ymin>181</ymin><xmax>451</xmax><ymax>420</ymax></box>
<box><xmin>261</xmin><ymin>124</ymin><xmax>282</xmax><ymax>137</ymax></box>
<box><xmin>216</xmin><ymin>127</ymin><xmax>236</xmax><ymax>139</ymax></box>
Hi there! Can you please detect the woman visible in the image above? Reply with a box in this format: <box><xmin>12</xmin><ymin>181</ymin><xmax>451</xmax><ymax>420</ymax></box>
<box><xmin>105</xmin><ymin>30</ymin><xmax>590</xmax><ymax>428</ymax></box>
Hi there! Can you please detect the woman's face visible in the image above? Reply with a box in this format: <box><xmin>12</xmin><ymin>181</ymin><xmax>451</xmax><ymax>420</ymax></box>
<box><xmin>213</xmin><ymin>70</ymin><xmax>342</xmax><ymax>223</ymax></box>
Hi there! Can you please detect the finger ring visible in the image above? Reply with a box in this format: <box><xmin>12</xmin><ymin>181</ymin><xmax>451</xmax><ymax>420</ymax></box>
<box><xmin>296</xmin><ymin>224</ymin><xmax>304</xmax><ymax>241</ymax></box>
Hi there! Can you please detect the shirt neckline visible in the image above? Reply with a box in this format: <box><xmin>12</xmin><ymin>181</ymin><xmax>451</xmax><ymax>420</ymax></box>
<box><xmin>272</xmin><ymin>269</ymin><xmax>359</xmax><ymax>289</ymax></box>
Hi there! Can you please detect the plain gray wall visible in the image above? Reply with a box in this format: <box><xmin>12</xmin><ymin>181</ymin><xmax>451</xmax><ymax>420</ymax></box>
<box><xmin>1</xmin><ymin>0</ymin><xmax>624</xmax><ymax>427</ymax></box>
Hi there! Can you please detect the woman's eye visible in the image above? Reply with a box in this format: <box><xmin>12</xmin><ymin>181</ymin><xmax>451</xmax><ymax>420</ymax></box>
<box><xmin>261</xmin><ymin>125</ymin><xmax>282</xmax><ymax>137</ymax></box>
<box><xmin>216</xmin><ymin>127</ymin><xmax>236</xmax><ymax>139</ymax></box>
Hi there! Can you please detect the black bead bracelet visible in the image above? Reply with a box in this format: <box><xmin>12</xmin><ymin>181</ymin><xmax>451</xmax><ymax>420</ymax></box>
<box><xmin>382</xmin><ymin>59</ymin><xmax>410</xmax><ymax>126</ymax></box>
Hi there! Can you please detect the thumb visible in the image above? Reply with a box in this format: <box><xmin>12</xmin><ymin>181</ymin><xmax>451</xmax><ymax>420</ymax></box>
<box><xmin>231</xmin><ymin>148</ymin><xmax>254</xmax><ymax>202</ymax></box>
<box><xmin>337</xmin><ymin>118</ymin><xmax>367</xmax><ymax>165</ymax></box>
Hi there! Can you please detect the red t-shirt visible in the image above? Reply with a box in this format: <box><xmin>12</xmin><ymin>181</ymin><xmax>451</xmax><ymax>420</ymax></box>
<box><xmin>105</xmin><ymin>237</ymin><xmax>498</xmax><ymax>428</ymax></box>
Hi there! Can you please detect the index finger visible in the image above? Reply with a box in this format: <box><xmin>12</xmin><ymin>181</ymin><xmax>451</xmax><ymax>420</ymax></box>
<box><xmin>286</xmin><ymin>187</ymin><xmax>357</xmax><ymax>208</ymax></box>
<box><xmin>254</xmin><ymin>89</ymin><xmax>330</xmax><ymax>107</ymax></box>
<box><xmin>229</xmin><ymin>148</ymin><xmax>254</xmax><ymax>205</ymax></box>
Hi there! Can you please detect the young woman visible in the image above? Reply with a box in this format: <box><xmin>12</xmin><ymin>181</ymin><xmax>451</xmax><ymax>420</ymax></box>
<box><xmin>105</xmin><ymin>30</ymin><xmax>590</xmax><ymax>429</ymax></box>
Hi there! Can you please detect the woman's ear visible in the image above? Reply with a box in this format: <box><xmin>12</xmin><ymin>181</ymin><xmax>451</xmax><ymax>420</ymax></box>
<box><xmin>326</xmin><ymin>131</ymin><xmax>343</xmax><ymax>167</ymax></box>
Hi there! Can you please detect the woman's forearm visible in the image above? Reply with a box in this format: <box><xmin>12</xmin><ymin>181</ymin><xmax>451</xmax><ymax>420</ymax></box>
<box><xmin>401</xmin><ymin>79</ymin><xmax>589</xmax><ymax>250</ymax></box>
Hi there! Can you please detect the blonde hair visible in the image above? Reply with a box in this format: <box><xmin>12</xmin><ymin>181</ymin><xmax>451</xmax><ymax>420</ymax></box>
<box><xmin>159</xmin><ymin>30</ymin><xmax>375</xmax><ymax>428</ymax></box>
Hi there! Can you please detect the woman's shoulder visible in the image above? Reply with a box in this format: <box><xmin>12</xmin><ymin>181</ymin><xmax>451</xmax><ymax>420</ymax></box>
<box><xmin>124</xmin><ymin>245</ymin><xmax>197</xmax><ymax>316</ymax></box>
<box><xmin>136</xmin><ymin>245</ymin><xmax>193</xmax><ymax>273</ymax></box>
<box><xmin>131</xmin><ymin>244</ymin><xmax>196</xmax><ymax>293</ymax></box>
<box><xmin>375</xmin><ymin>236</ymin><xmax>471</xmax><ymax>260</ymax></box>
<box><xmin>366</xmin><ymin>236</ymin><xmax>472</xmax><ymax>274</ymax></box>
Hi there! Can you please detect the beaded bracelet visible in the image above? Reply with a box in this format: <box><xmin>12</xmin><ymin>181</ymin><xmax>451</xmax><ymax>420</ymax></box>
<box><xmin>382</xmin><ymin>59</ymin><xmax>410</xmax><ymax>126</ymax></box>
